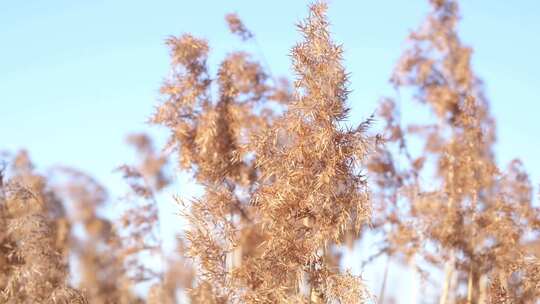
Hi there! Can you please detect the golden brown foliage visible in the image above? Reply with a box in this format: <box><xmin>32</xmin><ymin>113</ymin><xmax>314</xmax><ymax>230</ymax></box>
<box><xmin>0</xmin><ymin>151</ymin><xmax>87</xmax><ymax>304</ymax></box>
<box><xmin>2</xmin><ymin>1</ymin><xmax>539</xmax><ymax>303</ymax></box>
<box><xmin>152</xmin><ymin>2</ymin><xmax>372</xmax><ymax>303</ymax></box>
<box><xmin>246</xmin><ymin>3</ymin><xmax>372</xmax><ymax>302</ymax></box>
<box><xmin>369</xmin><ymin>0</ymin><xmax>540</xmax><ymax>302</ymax></box>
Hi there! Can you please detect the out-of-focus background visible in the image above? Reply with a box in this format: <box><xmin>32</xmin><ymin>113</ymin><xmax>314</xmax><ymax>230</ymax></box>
<box><xmin>2</xmin><ymin>1</ymin><xmax>539</xmax><ymax>301</ymax></box>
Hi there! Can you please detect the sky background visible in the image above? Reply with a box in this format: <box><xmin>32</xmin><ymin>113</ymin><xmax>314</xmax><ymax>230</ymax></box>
<box><xmin>2</xmin><ymin>0</ymin><xmax>539</xmax><ymax>302</ymax></box>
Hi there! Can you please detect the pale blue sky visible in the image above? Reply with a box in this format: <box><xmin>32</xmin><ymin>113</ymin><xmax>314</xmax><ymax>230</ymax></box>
<box><xmin>2</xmin><ymin>0</ymin><xmax>539</xmax><ymax>301</ymax></box>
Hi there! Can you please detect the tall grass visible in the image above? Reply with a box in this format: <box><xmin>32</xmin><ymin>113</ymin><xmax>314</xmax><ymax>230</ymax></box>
<box><xmin>1</xmin><ymin>1</ymin><xmax>538</xmax><ymax>303</ymax></box>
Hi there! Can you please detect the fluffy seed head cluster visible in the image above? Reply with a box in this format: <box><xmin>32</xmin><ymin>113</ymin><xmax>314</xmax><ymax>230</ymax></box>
<box><xmin>369</xmin><ymin>0</ymin><xmax>540</xmax><ymax>302</ymax></box>
<box><xmin>152</xmin><ymin>2</ymin><xmax>372</xmax><ymax>303</ymax></box>
<box><xmin>248</xmin><ymin>3</ymin><xmax>372</xmax><ymax>302</ymax></box>
<box><xmin>0</xmin><ymin>151</ymin><xmax>87</xmax><ymax>303</ymax></box>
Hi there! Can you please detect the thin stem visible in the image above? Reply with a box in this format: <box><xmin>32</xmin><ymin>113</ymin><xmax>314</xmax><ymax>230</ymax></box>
<box><xmin>378</xmin><ymin>255</ymin><xmax>390</xmax><ymax>304</ymax></box>
<box><xmin>410</xmin><ymin>257</ymin><xmax>418</xmax><ymax>304</ymax></box>
<box><xmin>467</xmin><ymin>264</ymin><xmax>473</xmax><ymax>304</ymax></box>
<box><xmin>439</xmin><ymin>251</ymin><xmax>455</xmax><ymax>304</ymax></box>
